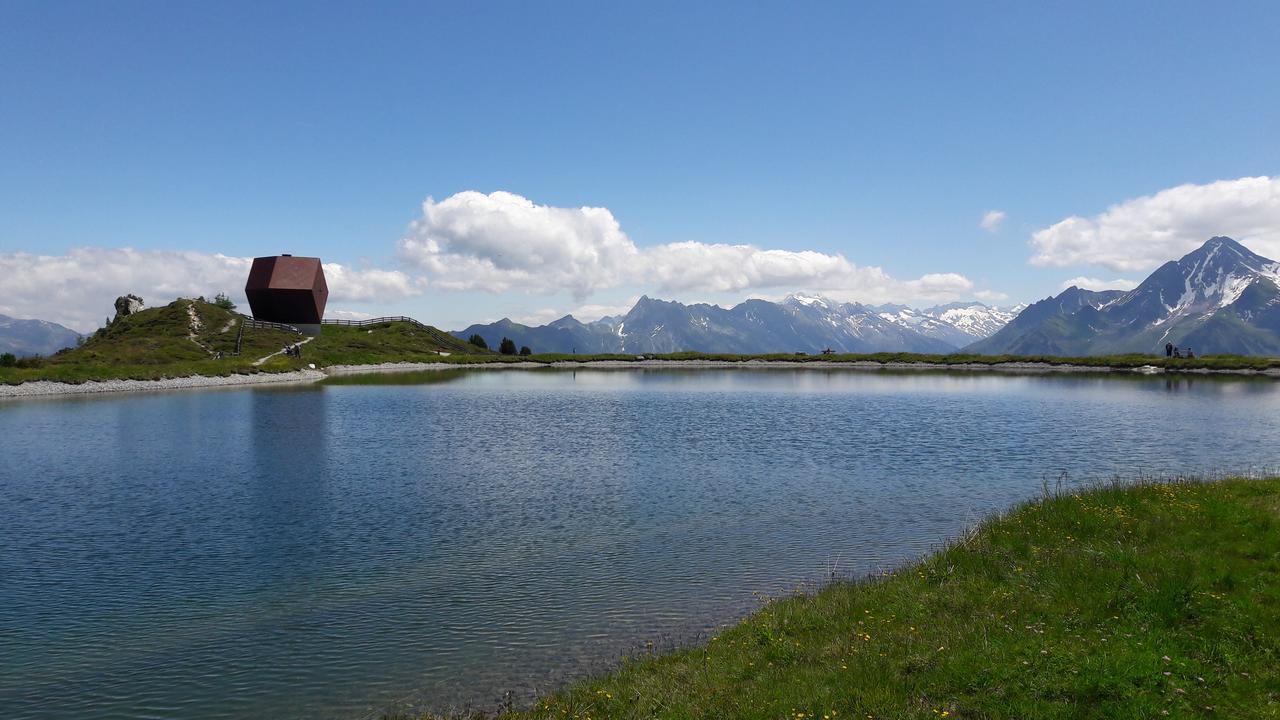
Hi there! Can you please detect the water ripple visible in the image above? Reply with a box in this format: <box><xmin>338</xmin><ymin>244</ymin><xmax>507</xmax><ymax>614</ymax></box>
<box><xmin>2</xmin><ymin>370</ymin><xmax>1279</xmax><ymax>718</ymax></box>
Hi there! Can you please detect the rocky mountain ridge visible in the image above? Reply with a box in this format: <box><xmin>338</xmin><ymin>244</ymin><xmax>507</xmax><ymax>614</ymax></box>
<box><xmin>454</xmin><ymin>295</ymin><xmax>1023</xmax><ymax>355</ymax></box>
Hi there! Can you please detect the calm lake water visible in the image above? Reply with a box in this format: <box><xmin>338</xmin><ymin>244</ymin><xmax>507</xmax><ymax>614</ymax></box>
<box><xmin>3</xmin><ymin>368</ymin><xmax>1280</xmax><ymax>719</ymax></box>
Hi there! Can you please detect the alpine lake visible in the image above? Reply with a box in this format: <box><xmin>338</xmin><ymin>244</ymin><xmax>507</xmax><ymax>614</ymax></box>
<box><xmin>3</xmin><ymin>367</ymin><xmax>1280</xmax><ymax>719</ymax></box>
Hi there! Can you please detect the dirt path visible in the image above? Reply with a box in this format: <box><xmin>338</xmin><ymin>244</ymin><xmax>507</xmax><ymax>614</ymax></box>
<box><xmin>185</xmin><ymin>301</ymin><xmax>215</xmax><ymax>355</ymax></box>
<box><xmin>252</xmin><ymin>336</ymin><xmax>314</xmax><ymax>366</ymax></box>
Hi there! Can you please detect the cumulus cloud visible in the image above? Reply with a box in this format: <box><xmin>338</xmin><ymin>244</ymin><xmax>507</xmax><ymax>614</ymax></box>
<box><xmin>399</xmin><ymin>190</ymin><xmax>986</xmax><ymax>305</ymax></box>
<box><xmin>980</xmin><ymin>210</ymin><xmax>1007</xmax><ymax>233</ymax></box>
<box><xmin>321</xmin><ymin>263</ymin><xmax>424</xmax><ymax>302</ymax></box>
<box><xmin>0</xmin><ymin>248</ymin><xmax>420</xmax><ymax>332</ymax></box>
<box><xmin>974</xmin><ymin>289</ymin><xmax>1010</xmax><ymax>302</ymax></box>
<box><xmin>1030</xmin><ymin>176</ymin><xmax>1280</xmax><ymax>272</ymax></box>
<box><xmin>398</xmin><ymin>191</ymin><xmax>637</xmax><ymax>296</ymax></box>
<box><xmin>1059</xmin><ymin>276</ymin><xmax>1139</xmax><ymax>292</ymax></box>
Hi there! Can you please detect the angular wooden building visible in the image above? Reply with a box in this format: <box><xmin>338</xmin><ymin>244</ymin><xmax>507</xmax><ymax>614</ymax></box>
<box><xmin>244</xmin><ymin>254</ymin><xmax>328</xmax><ymax>335</ymax></box>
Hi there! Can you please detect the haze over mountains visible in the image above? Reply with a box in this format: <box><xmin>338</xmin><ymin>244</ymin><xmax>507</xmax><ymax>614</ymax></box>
<box><xmin>453</xmin><ymin>296</ymin><xmax>1024</xmax><ymax>355</ymax></box>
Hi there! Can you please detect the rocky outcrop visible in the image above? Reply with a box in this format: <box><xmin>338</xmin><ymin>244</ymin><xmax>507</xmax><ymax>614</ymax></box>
<box><xmin>113</xmin><ymin>295</ymin><xmax>145</xmax><ymax>320</ymax></box>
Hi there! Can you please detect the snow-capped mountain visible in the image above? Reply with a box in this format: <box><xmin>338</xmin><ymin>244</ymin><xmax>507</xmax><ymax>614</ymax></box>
<box><xmin>453</xmin><ymin>294</ymin><xmax>1022</xmax><ymax>355</ymax></box>
<box><xmin>927</xmin><ymin>302</ymin><xmax>1026</xmax><ymax>338</ymax></box>
<box><xmin>968</xmin><ymin>236</ymin><xmax>1280</xmax><ymax>356</ymax></box>
<box><xmin>875</xmin><ymin>302</ymin><xmax>1026</xmax><ymax>347</ymax></box>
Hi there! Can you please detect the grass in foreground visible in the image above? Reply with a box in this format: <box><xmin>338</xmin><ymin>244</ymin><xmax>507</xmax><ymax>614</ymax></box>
<box><xmin>406</xmin><ymin>478</ymin><xmax>1280</xmax><ymax>719</ymax></box>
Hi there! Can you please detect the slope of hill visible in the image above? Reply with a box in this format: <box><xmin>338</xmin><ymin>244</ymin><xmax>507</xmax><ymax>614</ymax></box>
<box><xmin>969</xmin><ymin>237</ymin><xmax>1280</xmax><ymax>356</ymax></box>
<box><xmin>453</xmin><ymin>295</ymin><xmax>1022</xmax><ymax>355</ymax></box>
<box><xmin>0</xmin><ymin>299</ymin><xmax>478</xmax><ymax>382</ymax></box>
<box><xmin>0</xmin><ymin>314</ymin><xmax>82</xmax><ymax>357</ymax></box>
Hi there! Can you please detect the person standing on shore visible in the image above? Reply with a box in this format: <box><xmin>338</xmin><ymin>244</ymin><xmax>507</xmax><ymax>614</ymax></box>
<box><xmin>1165</xmin><ymin>342</ymin><xmax>1174</xmax><ymax>357</ymax></box>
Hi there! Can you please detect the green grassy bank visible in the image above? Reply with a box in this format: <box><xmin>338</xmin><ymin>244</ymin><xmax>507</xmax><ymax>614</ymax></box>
<box><xmin>404</xmin><ymin>477</ymin><xmax>1280</xmax><ymax>719</ymax></box>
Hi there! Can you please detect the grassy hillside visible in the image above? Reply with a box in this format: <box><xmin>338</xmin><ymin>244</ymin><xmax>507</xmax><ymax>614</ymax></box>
<box><xmin>401</xmin><ymin>477</ymin><xmax>1280</xmax><ymax>719</ymax></box>
<box><xmin>0</xmin><ymin>300</ymin><xmax>483</xmax><ymax>384</ymax></box>
<box><xmin>305</xmin><ymin>321</ymin><xmax>479</xmax><ymax>365</ymax></box>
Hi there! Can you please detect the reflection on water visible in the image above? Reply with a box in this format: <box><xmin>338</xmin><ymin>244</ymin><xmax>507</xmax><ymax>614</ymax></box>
<box><xmin>2</xmin><ymin>368</ymin><xmax>1279</xmax><ymax>719</ymax></box>
<box><xmin>321</xmin><ymin>368</ymin><xmax>472</xmax><ymax>386</ymax></box>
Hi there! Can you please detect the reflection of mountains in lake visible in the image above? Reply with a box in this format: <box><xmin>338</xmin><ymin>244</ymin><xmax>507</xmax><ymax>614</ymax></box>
<box><xmin>320</xmin><ymin>369</ymin><xmax>472</xmax><ymax>386</ymax></box>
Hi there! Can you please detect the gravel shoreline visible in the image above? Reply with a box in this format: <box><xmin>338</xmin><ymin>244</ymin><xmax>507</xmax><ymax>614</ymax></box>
<box><xmin>0</xmin><ymin>369</ymin><xmax>325</xmax><ymax>399</ymax></box>
<box><xmin>4</xmin><ymin>360</ymin><xmax>1278</xmax><ymax>399</ymax></box>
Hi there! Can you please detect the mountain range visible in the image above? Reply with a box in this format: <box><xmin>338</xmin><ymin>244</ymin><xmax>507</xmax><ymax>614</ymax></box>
<box><xmin>8</xmin><ymin>237</ymin><xmax>1275</xmax><ymax>360</ymax></box>
<box><xmin>453</xmin><ymin>296</ymin><xmax>1023</xmax><ymax>355</ymax></box>
<box><xmin>970</xmin><ymin>236</ymin><xmax>1280</xmax><ymax>356</ymax></box>
<box><xmin>454</xmin><ymin>237</ymin><xmax>1280</xmax><ymax>357</ymax></box>
<box><xmin>0</xmin><ymin>314</ymin><xmax>82</xmax><ymax>357</ymax></box>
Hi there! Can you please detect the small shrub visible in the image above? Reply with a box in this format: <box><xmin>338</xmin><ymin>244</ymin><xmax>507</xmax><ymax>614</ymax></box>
<box><xmin>499</xmin><ymin>337</ymin><xmax>517</xmax><ymax>355</ymax></box>
<box><xmin>212</xmin><ymin>292</ymin><xmax>236</xmax><ymax>311</ymax></box>
<box><xmin>468</xmin><ymin>334</ymin><xmax>488</xmax><ymax>350</ymax></box>
<box><xmin>0</xmin><ymin>353</ymin><xmax>16</xmax><ymax>367</ymax></box>
<box><xmin>519</xmin><ymin>346</ymin><xmax>532</xmax><ymax>356</ymax></box>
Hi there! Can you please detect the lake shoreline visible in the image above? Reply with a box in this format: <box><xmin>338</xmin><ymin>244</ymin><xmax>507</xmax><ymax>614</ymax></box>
<box><xmin>0</xmin><ymin>368</ymin><xmax>326</xmax><ymax>398</ymax></box>
<box><xmin>4</xmin><ymin>358</ymin><xmax>1280</xmax><ymax>398</ymax></box>
<box><xmin>327</xmin><ymin>357</ymin><xmax>1280</xmax><ymax>376</ymax></box>
<box><xmin>438</xmin><ymin>476</ymin><xmax>1280</xmax><ymax>719</ymax></box>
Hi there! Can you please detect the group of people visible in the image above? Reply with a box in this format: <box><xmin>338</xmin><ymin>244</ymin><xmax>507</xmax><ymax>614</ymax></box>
<box><xmin>283</xmin><ymin>343</ymin><xmax>304</xmax><ymax>358</ymax></box>
<box><xmin>1164</xmin><ymin>342</ymin><xmax>1195</xmax><ymax>359</ymax></box>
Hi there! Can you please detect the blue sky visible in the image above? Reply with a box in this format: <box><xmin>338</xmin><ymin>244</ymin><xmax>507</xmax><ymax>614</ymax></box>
<box><xmin>3</xmin><ymin>1</ymin><xmax>1279</xmax><ymax>331</ymax></box>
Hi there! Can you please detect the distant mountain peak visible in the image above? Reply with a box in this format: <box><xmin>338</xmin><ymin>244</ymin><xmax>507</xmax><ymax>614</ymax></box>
<box><xmin>923</xmin><ymin>300</ymin><xmax>989</xmax><ymax>314</ymax></box>
<box><xmin>1180</xmin><ymin>235</ymin><xmax>1272</xmax><ymax>268</ymax></box>
<box><xmin>968</xmin><ymin>236</ymin><xmax>1280</xmax><ymax>356</ymax></box>
<box><xmin>783</xmin><ymin>293</ymin><xmax>834</xmax><ymax>308</ymax></box>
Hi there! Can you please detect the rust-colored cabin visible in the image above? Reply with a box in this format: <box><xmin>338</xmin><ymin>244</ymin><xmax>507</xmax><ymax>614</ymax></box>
<box><xmin>245</xmin><ymin>255</ymin><xmax>328</xmax><ymax>334</ymax></box>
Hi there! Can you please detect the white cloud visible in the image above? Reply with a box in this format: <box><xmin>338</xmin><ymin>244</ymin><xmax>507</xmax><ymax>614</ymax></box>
<box><xmin>980</xmin><ymin>210</ymin><xmax>1007</xmax><ymax>233</ymax></box>
<box><xmin>507</xmin><ymin>309</ymin><xmax>562</xmax><ymax>326</ymax></box>
<box><xmin>510</xmin><ymin>298</ymin><xmax>641</xmax><ymax>326</ymax></box>
<box><xmin>1029</xmin><ymin>176</ymin><xmax>1280</xmax><ymax>272</ymax></box>
<box><xmin>398</xmin><ymin>191</ymin><xmax>637</xmax><ymax>296</ymax></box>
<box><xmin>0</xmin><ymin>248</ymin><xmax>421</xmax><ymax>332</ymax></box>
<box><xmin>566</xmin><ymin>298</ymin><xmax>642</xmax><ymax>322</ymax></box>
<box><xmin>399</xmin><ymin>190</ymin><xmax>986</xmax><ymax>305</ymax></box>
<box><xmin>1059</xmin><ymin>276</ymin><xmax>1139</xmax><ymax>292</ymax></box>
<box><xmin>325</xmin><ymin>308</ymin><xmax>375</xmax><ymax>321</ymax></box>
<box><xmin>321</xmin><ymin>263</ymin><xmax>425</xmax><ymax>302</ymax></box>
<box><xmin>974</xmin><ymin>289</ymin><xmax>1010</xmax><ymax>302</ymax></box>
